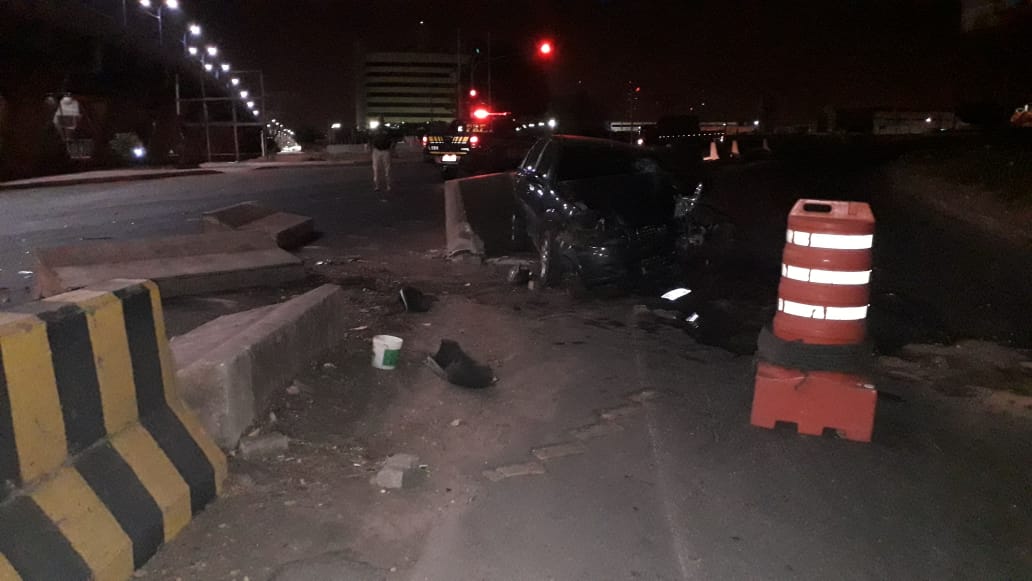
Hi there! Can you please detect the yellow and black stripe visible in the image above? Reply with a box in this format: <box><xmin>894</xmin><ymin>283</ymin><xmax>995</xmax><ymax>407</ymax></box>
<box><xmin>0</xmin><ymin>279</ymin><xmax>225</xmax><ymax>581</ymax></box>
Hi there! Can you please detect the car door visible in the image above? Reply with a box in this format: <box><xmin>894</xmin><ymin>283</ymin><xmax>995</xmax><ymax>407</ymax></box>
<box><xmin>521</xmin><ymin>139</ymin><xmax>561</xmax><ymax>242</ymax></box>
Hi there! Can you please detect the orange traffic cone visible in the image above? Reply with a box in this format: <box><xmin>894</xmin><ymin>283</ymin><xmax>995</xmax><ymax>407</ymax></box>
<box><xmin>730</xmin><ymin>139</ymin><xmax>741</xmax><ymax>158</ymax></box>
<box><xmin>703</xmin><ymin>141</ymin><xmax>720</xmax><ymax>161</ymax></box>
<box><xmin>762</xmin><ymin>138</ymin><xmax>772</xmax><ymax>152</ymax></box>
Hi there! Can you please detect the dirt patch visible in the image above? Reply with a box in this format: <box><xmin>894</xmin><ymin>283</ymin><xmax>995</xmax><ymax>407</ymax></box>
<box><xmin>878</xmin><ymin>339</ymin><xmax>1032</xmax><ymax>417</ymax></box>
<box><xmin>889</xmin><ymin>154</ymin><xmax>1032</xmax><ymax>245</ymax></box>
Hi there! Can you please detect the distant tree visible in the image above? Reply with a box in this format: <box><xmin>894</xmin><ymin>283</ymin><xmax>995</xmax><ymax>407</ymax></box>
<box><xmin>295</xmin><ymin>126</ymin><xmax>323</xmax><ymax>146</ymax></box>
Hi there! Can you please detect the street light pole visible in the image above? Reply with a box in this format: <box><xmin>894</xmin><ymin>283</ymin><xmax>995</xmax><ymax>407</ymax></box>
<box><xmin>487</xmin><ymin>32</ymin><xmax>492</xmax><ymax>106</ymax></box>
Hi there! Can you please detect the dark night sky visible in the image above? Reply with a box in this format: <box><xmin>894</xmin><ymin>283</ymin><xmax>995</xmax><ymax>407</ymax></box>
<box><xmin>178</xmin><ymin>0</ymin><xmax>1028</xmax><ymax>130</ymax></box>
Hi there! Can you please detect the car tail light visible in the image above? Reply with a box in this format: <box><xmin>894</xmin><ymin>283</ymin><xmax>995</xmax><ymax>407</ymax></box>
<box><xmin>470</xmin><ymin>135</ymin><xmax>479</xmax><ymax>148</ymax></box>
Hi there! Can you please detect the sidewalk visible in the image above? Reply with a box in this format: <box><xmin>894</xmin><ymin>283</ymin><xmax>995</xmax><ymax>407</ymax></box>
<box><xmin>0</xmin><ymin>152</ymin><xmax>415</xmax><ymax>191</ymax></box>
<box><xmin>0</xmin><ymin>167</ymin><xmax>220</xmax><ymax>191</ymax></box>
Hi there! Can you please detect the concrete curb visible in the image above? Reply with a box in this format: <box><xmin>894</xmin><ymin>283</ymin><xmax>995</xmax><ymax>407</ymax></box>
<box><xmin>199</xmin><ymin>160</ymin><xmax>370</xmax><ymax>171</ymax></box>
<box><xmin>172</xmin><ymin>284</ymin><xmax>349</xmax><ymax>449</ymax></box>
<box><xmin>34</xmin><ymin>230</ymin><xmax>305</xmax><ymax>298</ymax></box>
<box><xmin>0</xmin><ymin>169</ymin><xmax>220</xmax><ymax>191</ymax></box>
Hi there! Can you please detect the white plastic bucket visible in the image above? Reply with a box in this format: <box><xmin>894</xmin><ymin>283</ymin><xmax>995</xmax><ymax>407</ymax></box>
<box><xmin>371</xmin><ymin>335</ymin><xmax>403</xmax><ymax>370</ymax></box>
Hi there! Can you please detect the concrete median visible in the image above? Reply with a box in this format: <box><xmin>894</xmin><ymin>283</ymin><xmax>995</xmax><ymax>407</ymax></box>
<box><xmin>202</xmin><ymin>201</ymin><xmax>315</xmax><ymax>250</ymax></box>
<box><xmin>34</xmin><ymin>231</ymin><xmax>306</xmax><ymax>298</ymax></box>
<box><xmin>0</xmin><ymin>279</ymin><xmax>226</xmax><ymax>580</ymax></box>
<box><xmin>171</xmin><ymin>284</ymin><xmax>348</xmax><ymax>449</ymax></box>
<box><xmin>443</xmin><ymin>172</ymin><xmax>515</xmax><ymax>259</ymax></box>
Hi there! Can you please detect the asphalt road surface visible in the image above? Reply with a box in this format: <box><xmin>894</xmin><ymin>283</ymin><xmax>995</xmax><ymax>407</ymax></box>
<box><xmin>0</xmin><ymin>160</ymin><xmax>439</xmax><ymax>306</ymax></box>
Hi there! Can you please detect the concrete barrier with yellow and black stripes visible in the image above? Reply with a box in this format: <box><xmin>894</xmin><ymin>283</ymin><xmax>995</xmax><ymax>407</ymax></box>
<box><xmin>0</xmin><ymin>279</ymin><xmax>226</xmax><ymax>581</ymax></box>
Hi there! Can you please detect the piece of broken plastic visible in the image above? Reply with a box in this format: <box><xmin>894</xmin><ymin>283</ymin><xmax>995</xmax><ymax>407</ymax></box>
<box><xmin>661</xmin><ymin>287</ymin><xmax>691</xmax><ymax>301</ymax></box>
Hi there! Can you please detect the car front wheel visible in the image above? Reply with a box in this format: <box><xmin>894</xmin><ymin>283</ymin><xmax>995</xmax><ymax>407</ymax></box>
<box><xmin>538</xmin><ymin>231</ymin><xmax>562</xmax><ymax>287</ymax></box>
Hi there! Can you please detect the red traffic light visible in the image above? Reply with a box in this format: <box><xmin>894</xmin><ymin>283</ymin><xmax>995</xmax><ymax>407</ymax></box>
<box><xmin>538</xmin><ymin>41</ymin><xmax>553</xmax><ymax>55</ymax></box>
<box><xmin>469</xmin><ymin>88</ymin><xmax>478</xmax><ymax>98</ymax></box>
<box><xmin>472</xmin><ymin>108</ymin><xmax>490</xmax><ymax>120</ymax></box>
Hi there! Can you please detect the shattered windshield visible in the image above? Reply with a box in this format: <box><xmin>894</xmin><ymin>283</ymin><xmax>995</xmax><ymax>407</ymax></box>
<box><xmin>557</xmin><ymin>145</ymin><xmax>672</xmax><ymax>183</ymax></box>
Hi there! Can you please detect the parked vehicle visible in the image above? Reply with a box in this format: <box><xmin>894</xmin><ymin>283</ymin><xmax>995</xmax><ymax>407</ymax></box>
<box><xmin>511</xmin><ymin>135</ymin><xmax>729</xmax><ymax>288</ymax></box>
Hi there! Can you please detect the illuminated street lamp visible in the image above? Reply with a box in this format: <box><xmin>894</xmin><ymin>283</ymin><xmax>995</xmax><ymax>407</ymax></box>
<box><xmin>188</xmin><ymin>23</ymin><xmax>201</xmax><ymax>36</ymax></box>
<box><xmin>239</xmin><ymin>90</ymin><xmax>249</xmax><ymax>99</ymax></box>
<box><xmin>203</xmin><ymin>63</ymin><xmax>213</xmax><ymax>72</ymax></box>
<box><xmin>139</xmin><ymin>0</ymin><xmax>178</xmax><ymax>46</ymax></box>
<box><xmin>206</xmin><ymin>45</ymin><xmax>218</xmax><ymax>57</ymax></box>
<box><xmin>330</xmin><ymin>122</ymin><xmax>342</xmax><ymax>130</ymax></box>
<box><xmin>220</xmin><ymin>63</ymin><xmax>231</xmax><ymax>72</ymax></box>
<box><xmin>187</xmin><ymin>46</ymin><xmax>198</xmax><ymax>56</ymax></box>
<box><xmin>246</xmin><ymin>101</ymin><xmax>255</xmax><ymax>109</ymax></box>
<box><xmin>230</xmin><ymin>77</ymin><xmax>240</xmax><ymax>86</ymax></box>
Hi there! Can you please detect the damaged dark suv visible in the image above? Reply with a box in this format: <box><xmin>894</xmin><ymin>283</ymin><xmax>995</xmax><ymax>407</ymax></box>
<box><xmin>511</xmin><ymin>135</ymin><xmax>715</xmax><ymax>288</ymax></box>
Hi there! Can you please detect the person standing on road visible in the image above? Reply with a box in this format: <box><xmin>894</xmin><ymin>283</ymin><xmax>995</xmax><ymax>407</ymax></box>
<box><xmin>370</xmin><ymin>120</ymin><xmax>394</xmax><ymax>192</ymax></box>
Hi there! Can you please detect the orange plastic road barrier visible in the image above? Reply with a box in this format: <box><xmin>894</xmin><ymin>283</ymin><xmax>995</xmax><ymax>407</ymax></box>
<box><xmin>751</xmin><ymin>362</ymin><xmax>877</xmax><ymax>442</ymax></box>
<box><xmin>751</xmin><ymin>199</ymin><xmax>877</xmax><ymax>443</ymax></box>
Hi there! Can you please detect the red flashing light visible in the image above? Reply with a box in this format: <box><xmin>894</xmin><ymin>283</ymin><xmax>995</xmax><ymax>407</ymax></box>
<box><xmin>469</xmin><ymin>88</ymin><xmax>478</xmax><ymax>98</ymax></box>
<box><xmin>635</xmin><ymin>86</ymin><xmax>641</xmax><ymax>93</ymax></box>
<box><xmin>470</xmin><ymin>135</ymin><xmax>480</xmax><ymax>147</ymax></box>
<box><xmin>538</xmin><ymin>41</ymin><xmax>553</xmax><ymax>55</ymax></box>
<box><xmin>472</xmin><ymin>108</ymin><xmax>490</xmax><ymax>120</ymax></box>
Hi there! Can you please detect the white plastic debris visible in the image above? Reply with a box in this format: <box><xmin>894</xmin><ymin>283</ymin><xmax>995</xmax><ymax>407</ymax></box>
<box><xmin>661</xmin><ymin>287</ymin><xmax>691</xmax><ymax>301</ymax></box>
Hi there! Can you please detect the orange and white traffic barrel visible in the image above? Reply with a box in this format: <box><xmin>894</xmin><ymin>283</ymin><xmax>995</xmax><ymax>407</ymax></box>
<box><xmin>751</xmin><ymin>199</ymin><xmax>878</xmax><ymax>442</ymax></box>
<box><xmin>774</xmin><ymin>200</ymin><xmax>874</xmax><ymax>345</ymax></box>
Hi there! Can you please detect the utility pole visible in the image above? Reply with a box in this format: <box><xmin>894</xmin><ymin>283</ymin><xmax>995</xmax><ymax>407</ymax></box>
<box><xmin>231</xmin><ymin>99</ymin><xmax>240</xmax><ymax>161</ymax></box>
<box><xmin>259</xmin><ymin>71</ymin><xmax>267</xmax><ymax>157</ymax></box>
<box><xmin>456</xmin><ymin>28</ymin><xmax>462</xmax><ymax>123</ymax></box>
<box><xmin>487</xmin><ymin>32</ymin><xmax>492</xmax><ymax>106</ymax></box>
<box><xmin>200</xmin><ymin>73</ymin><xmax>212</xmax><ymax>162</ymax></box>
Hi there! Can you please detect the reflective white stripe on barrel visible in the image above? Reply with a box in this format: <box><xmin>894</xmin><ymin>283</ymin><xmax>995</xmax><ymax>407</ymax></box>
<box><xmin>786</xmin><ymin>229</ymin><xmax>873</xmax><ymax>250</ymax></box>
<box><xmin>781</xmin><ymin>264</ymin><xmax>872</xmax><ymax>285</ymax></box>
<box><xmin>777</xmin><ymin>299</ymin><xmax>869</xmax><ymax>320</ymax></box>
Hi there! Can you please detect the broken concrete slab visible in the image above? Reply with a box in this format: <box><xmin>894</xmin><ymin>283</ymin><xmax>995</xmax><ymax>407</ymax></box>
<box><xmin>569</xmin><ymin>422</ymin><xmax>625</xmax><ymax>441</ymax></box>
<box><xmin>531</xmin><ymin>442</ymin><xmax>586</xmax><ymax>461</ymax></box>
<box><xmin>599</xmin><ymin>404</ymin><xmax>641</xmax><ymax>421</ymax></box>
<box><xmin>372</xmin><ymin>454</ymin><xmax>422</xmax><ymax>489</ymax></box>
<box><xmin>238</xmin><ymin>432</ymin><xmax>290</xmax><ymax>459</ymax></box>
<box><xmin>270</xmin><ymin>552</ymin><xmax>386</xmax><ymax>581</ymax></box>
<box><xmin>203</xmin><ymin>201</ymin><xmax>316</xmax><ymax>250</ymax></box>
<box><xmin>172</xmin><ymin>284</ymin><xmax>348</xmax><ymax>449</ymax></box>
<box><xmin>34</xmin><ymin>230</ymin><xmax>304</xmax><ymax>298</ymax></box>
<box><xmin>482</xmin><ymin>461</ymin><xmax>546</xmax><ymax>482</ymax></box>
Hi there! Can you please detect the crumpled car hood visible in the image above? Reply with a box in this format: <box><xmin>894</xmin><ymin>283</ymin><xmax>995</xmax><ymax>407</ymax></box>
<box><xmin>557</xmin><ymin>173</ymin><xmax>678</xmax><ymax>228</ymax></box>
